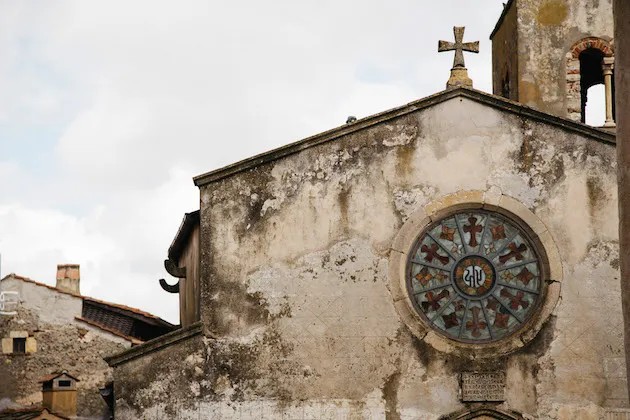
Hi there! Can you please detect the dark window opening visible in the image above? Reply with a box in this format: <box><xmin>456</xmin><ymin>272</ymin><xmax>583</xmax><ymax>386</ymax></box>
<box><xmin>579</xmin><ymin>48</ymin><xmax>605</xmax><ymax>124</ymax></box>
<box><xmin>58</xmin><ymin>380</ymin><xmax>72</xmax><ymax>387</ymax></box>
<box><xmin>13</xmin><ymin>337</ymin><xmax>26</xmax><ymax>353</ymax></box>
<box><xmin>501</xmin><ymin>71</ymin><xmax>511</xmax><ymax>99</ymax></box>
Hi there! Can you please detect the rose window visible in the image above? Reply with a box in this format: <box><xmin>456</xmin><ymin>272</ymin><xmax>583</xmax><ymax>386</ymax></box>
<box><xmin>407</xmin><ymin>210</ymin><xmax>544</xmax><ymax>343</ymax></box>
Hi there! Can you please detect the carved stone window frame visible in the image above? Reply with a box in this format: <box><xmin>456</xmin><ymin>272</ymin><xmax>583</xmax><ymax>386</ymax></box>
<box><xmin>388</xmin><ymin>190</ymin><xmax>562</xmax><ymax>357</ymax></box>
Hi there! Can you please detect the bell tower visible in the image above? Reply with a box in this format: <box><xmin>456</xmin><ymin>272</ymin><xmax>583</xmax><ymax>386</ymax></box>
<box><xmin>491</xmin><ymin>0</ymin><xmax>615</xmax><ymax>127</ymax></box>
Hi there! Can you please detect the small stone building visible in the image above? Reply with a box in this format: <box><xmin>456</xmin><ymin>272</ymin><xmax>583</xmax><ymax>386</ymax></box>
<box><xmin>108</xmin><ymin>1</ymin><xmax>627</xmax><ymax>419</ymax></box>
<box><xmin>0</xmin><ymin>266</ymin><xmax>175</xmax><ymax>419</ymax></box>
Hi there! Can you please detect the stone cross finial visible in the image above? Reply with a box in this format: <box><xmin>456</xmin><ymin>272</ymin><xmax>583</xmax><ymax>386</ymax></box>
<box><xmin>438</xmin><ymin>26</ymin><xmax>479</xmax><ymax>88</ymax></box>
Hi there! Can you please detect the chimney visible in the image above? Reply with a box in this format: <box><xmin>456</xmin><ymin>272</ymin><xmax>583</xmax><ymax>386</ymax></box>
<box><xmin>40</xmin><ymin>370</ymin><xmax>79</xmax><ymax>418</ymax></box>
<box><xmin>56</xmin><ymin>264</ymin><xmax>80</xmax><ymax>294</ymax></box>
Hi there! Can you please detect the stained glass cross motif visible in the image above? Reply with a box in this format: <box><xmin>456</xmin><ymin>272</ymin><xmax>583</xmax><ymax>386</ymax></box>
<box><xmin>415</xmin><ymin>267</ymin><xmax>433</xmax><ymax>287</ymax></box>
<box><xmin>408</xmin><ymin>210</ymin><xmax>543</xmax><ymax>343</ymax></box>
<box><xmin>494</xmin><ymin>313</ymin><xmax>510</xmax><ymax>329</ymax></box>
<box><xmin>466</xmin><ymin>307</ymin><xmax>487</xmax><ymax>337</ymax></box>
<box><xmin>440</xmin><ymin>225</ymin><xmax>456</xmax><ymax>241</ymax></box>
<box><xmin>421</xmin><ymin>243</ymin><xmax>450</xmax><ymax>265</ymax></box>
<box><xmin>500</xmin><ymin>289</ymin><xmax>530</xmax><ymax>310</ymax></box>
<box><xmin>443</xmin><ymin>312</ymin><xmax>459</xmax><ymax>329</ymax></box>
<box><xmin>422</xmin><ymin>290</ymin><xmax>450</xmax><ymax>312</ymax></box>
<box><xmin>491</xmin><ymin>224</ymin><xmax>507</xmax><ymax>241</ymax></box>
<box><xmin>486</xmin><ymin>297</ymin><xmax>500</xmax><ymax>312</ymax></box>
<box><xmin>438</xmin><ymin>27</ymin><xmax>480</xmax><ymax>69</ymax></box>
<box><xmin>499</xmin><ymin>243</ymin><xmax>528</xmax><ymax>264</ymax></box>
<box><xmin>516</xmin><ymin>267</ymin><xmax>534</xmax><ymax>285</ymax></box>
<box><xmin>463</xmin><ymin>216</ymin><xmax>483</xmax><ymax>247</ymax></box>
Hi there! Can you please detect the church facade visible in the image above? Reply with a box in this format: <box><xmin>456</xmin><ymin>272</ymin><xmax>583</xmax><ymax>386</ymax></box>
<box><xmin>108</xmin><ymin>1</ymin><xmax>627</xmax><ymax>419</ymax></box>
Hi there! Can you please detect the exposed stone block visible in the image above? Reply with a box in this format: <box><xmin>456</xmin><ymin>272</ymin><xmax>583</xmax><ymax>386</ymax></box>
<box><xmin>423</xmin><ymin>190</ymin><xmax>484</xmax><ymax>219</ymax></box>
<box><xmin>9</xmin><ymin>330</ymin><xmax>28</xmax><ymax>338</ymax></box>
<box><xmin>568</xmin><ymin>112</ymin><xmax>582</xmax><ymax>122</ymax></box>
<box><xmin>1</xmin><ymin>337</ymin><xmax>12</xmax><ymax>354</ymax></box>
<box><xmin>482</xmin><ymin>187</ymin><xmax>502</xmax><ymax>209</ymax></box>
<box><xmin>25</xmin><ymin>337</ymin><xmax>37</xmax><ymax>353</ymax></box>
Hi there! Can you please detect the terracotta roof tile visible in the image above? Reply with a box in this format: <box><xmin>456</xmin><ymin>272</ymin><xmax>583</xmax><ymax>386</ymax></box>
<box><xmin>75</xmin><ymin>316</ymin><xmax>143</xmax><ymax>345</ymax></box>
<box><xmin>82</xmin><ymin>296</ymin><xmax>168</xmax><ymax>322</ymax></box>
<box><xmin>0</xmin><ymin>273</ymin><xmax>173</xmax><ymax>325</ymax></box>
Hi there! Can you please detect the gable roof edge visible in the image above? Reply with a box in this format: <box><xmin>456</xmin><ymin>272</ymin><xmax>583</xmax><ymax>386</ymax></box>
<box><xmin>193</xmin><ymin>87</ymin><xmax>615</xmax><ymax>187</ymax></box>
<box><xmin>168</xmin><ymin>210</ymin><xmax>200</xmax><ymax>261</ymax></box>
<box><xmin>490</xmin><ymin>0</ymin><xmax>517</xmax><ymax>40</ymax></box>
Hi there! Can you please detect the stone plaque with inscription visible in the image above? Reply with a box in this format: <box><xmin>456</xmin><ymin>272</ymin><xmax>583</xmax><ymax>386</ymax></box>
<box><xmin>460</xmin><ymin>372</ymin><xmax>506</xmax><ymax>402</ymax></box>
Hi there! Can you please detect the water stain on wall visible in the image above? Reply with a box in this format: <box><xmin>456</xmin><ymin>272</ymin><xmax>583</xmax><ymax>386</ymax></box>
<box><xmin>537</xmin><ymin>0</ymin><xmax>569</xmax><ymax>26</ymax></box>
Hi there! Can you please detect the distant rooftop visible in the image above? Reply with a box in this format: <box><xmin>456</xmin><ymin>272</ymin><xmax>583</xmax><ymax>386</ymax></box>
<box><xmin>1</xmin><ymin>273</ymin><xmax>177</xmax><ymax>344</ymax></box>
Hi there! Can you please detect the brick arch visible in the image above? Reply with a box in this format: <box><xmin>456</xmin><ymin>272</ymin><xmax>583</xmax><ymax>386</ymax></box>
<box><xmin>569</xmin><ymin>37</ymin><xmax>614</xmax><ymax>58</ymax></box>
<box><xmin>566</xmin><ymin>37</ymin><xmax>614</xmax><ymax>122</ymax></box>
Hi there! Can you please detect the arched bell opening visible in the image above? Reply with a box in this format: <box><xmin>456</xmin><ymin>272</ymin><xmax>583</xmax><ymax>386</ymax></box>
<box><xmin>566</xmin><ymin>37</ymin><xmax>615</xmax><ymax>127</ymax></box>
<box><xmin>579</xmin><ymin>47</ymin><xmax>605</xmax><ymax>124</ymax></box>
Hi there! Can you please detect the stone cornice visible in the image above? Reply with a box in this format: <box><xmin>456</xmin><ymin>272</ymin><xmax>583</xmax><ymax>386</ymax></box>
<box><xmin>105</xmin><ymin>322</ymin><xmax>203</xmax><ymax>367</ymax></box>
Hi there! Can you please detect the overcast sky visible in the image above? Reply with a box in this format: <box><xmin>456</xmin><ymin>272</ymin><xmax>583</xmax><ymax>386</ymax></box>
<box><xmin>0</xmin><ymin>1</ymin><xmax>515</xmax><ymax>323</ymax></box>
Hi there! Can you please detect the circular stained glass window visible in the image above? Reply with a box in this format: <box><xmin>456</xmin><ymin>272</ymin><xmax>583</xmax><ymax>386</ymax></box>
<box><xmin>407</xmin><ymin>210</ymin><xmax>544</xmax><ymax>343</ymax></box>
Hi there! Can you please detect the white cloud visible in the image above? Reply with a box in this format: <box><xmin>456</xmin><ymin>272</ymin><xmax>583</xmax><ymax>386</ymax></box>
<box><xmin>0</xmin><ymin>0</ymin><xmax>503</xmax><ymax>324</ymax></box>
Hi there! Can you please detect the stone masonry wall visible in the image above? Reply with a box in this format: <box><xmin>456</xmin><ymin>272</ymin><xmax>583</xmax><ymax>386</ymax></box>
<box><xmin>0</xmin><ymin>279</ymin><xmax>130</xmax><ymax>419</ymax></box>
<box><xmin>115</xmin><ymin>96</ymin><xmax>625</xmax><ymax>419</ymax></box>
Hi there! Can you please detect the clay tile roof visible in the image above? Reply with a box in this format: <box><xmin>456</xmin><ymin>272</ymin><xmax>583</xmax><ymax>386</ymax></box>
<box><xmin>75</xmin><ymin>316</ymin><xmax>143</xmax><ymax>345</ymax></box>
<box><xmin>81</xmin><ymin>296</ymin><xmax>169</xmax><ymax>323</ymax></box>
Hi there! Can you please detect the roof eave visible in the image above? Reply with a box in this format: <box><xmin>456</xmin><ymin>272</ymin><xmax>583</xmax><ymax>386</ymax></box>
<box><xmin>75</xmin><ymin>316</ymin><xmax>143</xmax><ymax>345</ymax></box>
<box><xmin>167</xmin><ymin>210</ymin><xmax>200</xmax><ymax>261</ymax></box>
<box><xmin>82</xmin><ymin>297</ymin><xmax>176</xmax><ymax>329</ymax></box>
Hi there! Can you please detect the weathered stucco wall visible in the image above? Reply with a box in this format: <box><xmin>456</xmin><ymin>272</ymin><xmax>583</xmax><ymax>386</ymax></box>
<box><xmin>0</xmin><ymin>278</ymin><xmax>130</xmax><ymax>419</ymax></box>
<box><xmin>114</xmin><ymin>96</ymin><xmax>626</xmax><ymax>419</ymax></box>
<box><xmin>2</xmin><ymin>278</ymin><xmax>82</xmax><ymax>325</ymax></box>
<box><xmin>111</xmin><ymin>327</ymin><xmax>205</xmax><ymax>418</ymax></box>
<box><xmin>515</xmin><ymin>0</ymin><xmax>614</xmax><ymax>117</ymax></box>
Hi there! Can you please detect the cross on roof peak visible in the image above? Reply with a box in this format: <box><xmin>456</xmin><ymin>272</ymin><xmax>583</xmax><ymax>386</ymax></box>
<box><xmin>438</xmin><ymin>26</ymin><xmax>480</xmax><ymax>88</ymax></box>
<box><xmin>439</xmin><ymin>27</ymin><xmax>479</xmax><ymax>69</ymax></box>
